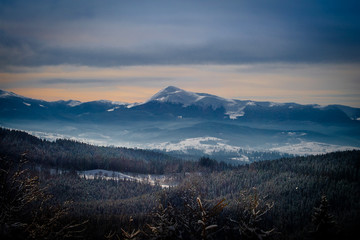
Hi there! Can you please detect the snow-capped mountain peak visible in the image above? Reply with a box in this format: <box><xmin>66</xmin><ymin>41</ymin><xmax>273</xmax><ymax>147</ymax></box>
<box><xmin>148</xmin><ymin>86</ymin><xmax>202</xmax><ymax>106</ymax></box>
<box><xmin>144</xmin><ymin>86</ymin><xmax>360</xmax><ymax>120</ymax></box>
<box><xmin>0</xmin><ymin>89</ymin><xmax>28</xmax><ymax>99</ymax></box>
<box><xmin>147</xmin><ymin>86</ymin><xmax>246</xmax><ymax>116</ymax></box>
<box><xmin>1</xmin><ymin>87</ymin><xmax>358</xmax><ymax>122</ymax></box>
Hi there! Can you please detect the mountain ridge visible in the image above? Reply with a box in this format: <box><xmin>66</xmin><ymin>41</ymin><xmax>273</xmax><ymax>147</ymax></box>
<box><xmin>1</xmin><ymin>87</ymin><xmax>359</xmax><ymax>111</ymax></box>
<box><xmin>1</xmin><ymin>87</ymin><xmax>359</xmax><ymax>157</ymax></box>
<box><xmin>1</xmin><ymin>87</ymin><xmax>360</xmax><ymax>122</ymax></box>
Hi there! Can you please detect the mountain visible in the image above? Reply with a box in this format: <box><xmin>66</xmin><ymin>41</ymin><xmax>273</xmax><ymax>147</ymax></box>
<box><xmin>148</xmin><ymin>86</ymin><xmax>234</xmax><ymax>110</ymax></box>
<box><xmin>1</xmin><ymin>87</ymin><xmax>359</xmax><ymax>123</ymax></box>
<box><xmin>1</xmin><ymin>87</ymin><xmax>359</xmax><ymax>159</ymax></box>
<box><xmin>143</xmin><ymin>86</ymin><xmax>360</xmax><ymax>122</ymax></box>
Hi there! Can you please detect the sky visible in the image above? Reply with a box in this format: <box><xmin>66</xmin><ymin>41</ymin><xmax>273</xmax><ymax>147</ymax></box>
<box><xmin>0</xmin><ymin>0</ymin><xmax>359</xmax><ymax>107</ymax></box>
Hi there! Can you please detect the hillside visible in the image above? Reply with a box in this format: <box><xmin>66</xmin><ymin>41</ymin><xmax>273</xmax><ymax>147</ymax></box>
<box><xmin>0</xmin><ymin>128</ymin><xmax>187</xmax><ymax>174</ymax></box>
<box><xmin>1</xmin><ymin>136</ymin><xmax>359</xmax><ymax>239</ymax></box>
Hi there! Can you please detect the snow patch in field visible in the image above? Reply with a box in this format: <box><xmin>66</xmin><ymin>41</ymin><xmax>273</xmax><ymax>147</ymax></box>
<box><xmin>78</xmin><ymin>169</ymin><xmax>177</xmax><ymax>188</ymax></box>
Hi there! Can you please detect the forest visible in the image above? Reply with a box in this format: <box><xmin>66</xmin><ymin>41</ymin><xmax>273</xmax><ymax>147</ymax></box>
<box><xmin>1</xmin><ymin>128</ymin><xmax>359</xmax><ymax>239</ymax></box>
<box><xmin>0</xmin><ymin>128</ymin><xmax>245</xmax><ymax>174</ymax></box>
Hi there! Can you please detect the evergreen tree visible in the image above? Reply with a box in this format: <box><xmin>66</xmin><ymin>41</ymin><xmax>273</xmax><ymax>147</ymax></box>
<box><xmin>311</xmin><ymin>195</ymin><xmax>337</xmax><ymax>239</ymax></box>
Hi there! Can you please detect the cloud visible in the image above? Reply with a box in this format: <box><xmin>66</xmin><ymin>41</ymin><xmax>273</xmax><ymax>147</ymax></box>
<box><xmin>0</xmin><ymin>0</ymin><xmax>359</xmax><ymax>68</ymax></box>
<box><xmin>38</xmin><ymin>77</ymin><xmax>172</xmax><ymax>87</ymax></box>
<box><xmin>1</xmin><ymin>39</ymin><xmax>359</xmax><ymax>69</ymax></box>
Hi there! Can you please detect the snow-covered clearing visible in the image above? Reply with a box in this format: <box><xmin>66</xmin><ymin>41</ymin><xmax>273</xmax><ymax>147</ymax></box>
<box><xmin>78</xmin><ymin>169</ymin><xmax>179</xmax><ymax>188</ymax></box>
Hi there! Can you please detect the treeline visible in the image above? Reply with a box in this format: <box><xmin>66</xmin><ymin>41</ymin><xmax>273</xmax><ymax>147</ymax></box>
<box><xmin>184</xmin><ymin>150</ymin><xmax>360</xmax><ymax>239</ymax></box>
<box><xmin>85</xmin><ymin>150</ymin><xmax>360</xmax><ymax>239</ymax></box>
<box><xmin>1</xmin><ymin>127</ymin><xmax>359</xmax><ymax>239</ymax></box>
<box><xmin>167</xmin><ymin>148</ymin><xmax>294</xmax><ymax>165</ymax></box>
<box><xmin>0</xmin><ymin>128</ymin><xmax>192</xmax><ymax>174</ymax></box>
<box><xmin>0</xmin><ymin>128</ymin><xmax>236</xmax><ymax>174</ymax></box>
<box><xmin>2</xmin><ymin>150</ymin><xmax>359</xmax><ymax>239</ymax></box>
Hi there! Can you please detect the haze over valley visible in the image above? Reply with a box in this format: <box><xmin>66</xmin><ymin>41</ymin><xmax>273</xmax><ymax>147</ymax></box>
<box><xmin>1</xmin><ymin>86</ymin><xmax>359</xmax><ymax>163</ymax></box>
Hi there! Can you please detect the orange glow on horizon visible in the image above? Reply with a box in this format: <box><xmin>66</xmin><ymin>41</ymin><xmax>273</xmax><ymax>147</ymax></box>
<box><xmin>1</xmin><ymin>63</ymin><xmax>359</xmax><ymax>107</ymax></box>
<box><xmin>7</xmin><ymin>87</ymin><xmax>159</xmax><ymax>103</ymax></box>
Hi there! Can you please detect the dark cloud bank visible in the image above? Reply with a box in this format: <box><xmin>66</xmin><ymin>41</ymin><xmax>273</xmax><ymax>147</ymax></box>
<box><xmin>0</xmin><ymin>0</ymin><xmax>359</xmax><ymax>68</ymax></box>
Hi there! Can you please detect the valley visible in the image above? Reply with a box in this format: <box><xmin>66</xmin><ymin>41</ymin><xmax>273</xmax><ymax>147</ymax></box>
<box><xmin>1</xmin><ymin>86</ymin><xmax>359</xmax><ymax>163</ymax></box>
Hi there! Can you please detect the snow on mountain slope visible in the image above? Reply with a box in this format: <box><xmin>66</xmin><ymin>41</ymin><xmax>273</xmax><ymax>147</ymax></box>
<box><xmin>0</xmin><ymin>89</ymin><xmax>31</xmax><ymax>99</ymax></box>
<box><xmin>66</xmin><ymin>100</ymin><xmax>82</xmax><ymax>107</ymax></box>
<box><xmin>107</xmin><ymin>106</ymin><xmax>120</xmax><ymax>112</ymax></box>
<box><xmin>270</xmin><ymin>141</ymin><xmax>359</xmax><ymax>155</ymax></box>
<box><xmin>147</xmin><ymin>86</ymin><xmax>350</xmax><ymax>120</ymax></box>
<box><xmin>146</xmin><ymin>86</ymin><xmax>251</xmax><ymax>118</ymax></box>
<box><xmin>97</xmin><ymin>100</ymin><xmax>128</xmax><ymax>105</ymax></box>
<box><xmin>148</xmin><ymin>136</ymin><xmax>359</xmax><ymax>158</ymax></box>
<box><xmin>148</xmin><ymin>86</ymin><xmax>200</xmax><ymax>105</ymax></box>
<box><xmin>1</xmin><ymin>87</ymin><xmax>359</xmax><ymax>127</ymax></box>
<box><xmin>147</xmin><ymin>136</ymin><xmax>243</xmax><ymax>154</ymax></box>
<box><xmin>146</xmin><ymin>130</ymin><xmax>360</xmax><ymax>157</ymax></box>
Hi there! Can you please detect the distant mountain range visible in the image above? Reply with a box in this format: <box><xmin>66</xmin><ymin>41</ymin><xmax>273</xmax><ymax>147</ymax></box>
<box><xmin>1</xmin><ymin>86</ymin><xmax>359</xmax><ymax>161</ymax></box>
<box><xmin>1</xmin><ymin>86</ymin><xmax>359</xmax><ymax>123</ymax></box>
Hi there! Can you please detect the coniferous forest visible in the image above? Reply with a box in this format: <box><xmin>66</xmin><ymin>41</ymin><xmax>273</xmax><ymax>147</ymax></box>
<box><xmin>1</xmin><ymin>128</ymin><xmax>359</xmax><ymax>239</ymax></box>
